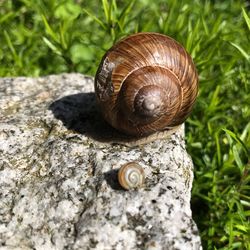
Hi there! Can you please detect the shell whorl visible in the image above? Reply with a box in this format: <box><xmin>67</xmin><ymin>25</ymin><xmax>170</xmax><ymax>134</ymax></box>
<box><xmin>95</xmin><ymin>32</ymin><xmax>198</xmax><ymax>136</ymax></box>
<box><xmin>118</xmin><ymin>162</ymin><xmax>145</xmax><ymax>190</ymax></box>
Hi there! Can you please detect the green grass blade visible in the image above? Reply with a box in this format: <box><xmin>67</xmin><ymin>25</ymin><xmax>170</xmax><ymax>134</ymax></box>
<box><xmin>102</xmin><ymin>0</ymin><xmax>110</xmax><ymax>24</ymax></box>
<box><xmin>242</xmin><ymin>8</ymin><xmax>250</xmax><ymax>30</ymax></box>
<box><xmin>59</xmin><ymin>22</ymin><xmax>68</xmax><ymax>50</ymax></box>
<box><xmin>0</xmin><ymin>12</ymin><xmax>15</xmax><ymax>24</ymax></box>
<box><xmin>117</xmin><ymin>0</ymin><xmax>136</xmax><ymax>30</ymax></box>
<box><xmin>215</xmin><ymin>131</ymin><xmax>221</xmax><ymax>166</ymax></box>
<box><xmin>222</xmin><ymin>129</ymin><xmax>249</xmax><ymax>155</ymax></box>
<box><xmin>42</xmin><ymin>37</ymin><xmax>62</xmax><ymax>56</ymax></box>
<box><xmin>42</xmin><ymin>15</ymin><xmax>59</xmax><ymax>43</ymax></box>
<box><xmin>82</xmin><ymin>8</ymin><xmax>106</xmax><ymax>30</ymax></box>
<box><xmin>3</xmin><ymin>30</ymin><xmax>22</xmax><ymax>67</ymax></box>
<box><xmin>4</xmin><ymin>30</ymin><xmax>17</xmax><ymax>58</ymax></box>
<box><xmin>230</xmin><ymin>42</ymin><xmax>250</xmax><ymax>61</ymax></box>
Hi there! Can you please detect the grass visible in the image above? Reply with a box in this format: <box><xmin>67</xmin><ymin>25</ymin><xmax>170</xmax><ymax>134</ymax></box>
<box><xmin>0</xmin><ymin>0</ymin><xmax>249</xmax><ymax>249</ymax></box>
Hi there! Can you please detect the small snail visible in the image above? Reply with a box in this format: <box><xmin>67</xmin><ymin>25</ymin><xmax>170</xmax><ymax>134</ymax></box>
<box><xmin>118</xmin><ymin>162</ymin><xmax>145</xmax><ymax>190</ymax></box>
<box><xmin>95</xmin><ymin>32</ymin><xmax>198</xmax><ymax>140</ymax></box>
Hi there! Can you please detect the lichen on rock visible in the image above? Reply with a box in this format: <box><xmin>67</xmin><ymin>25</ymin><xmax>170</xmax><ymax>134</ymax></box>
<box><xmin>0</xmin><ymin>73</ymin><xmax>201</xmax><ymax>250</ymax></box>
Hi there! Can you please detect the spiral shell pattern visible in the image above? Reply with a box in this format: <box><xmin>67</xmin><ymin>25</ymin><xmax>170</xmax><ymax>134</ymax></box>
<box><xmin>118</xmin><ymin>162</ymin><xmax>145</xmax><ymax>190</ymax></box>
<box><xmin>95</xmin><ymin>32</ymin><xmax>198</xmax><ymax>136</ymax></box>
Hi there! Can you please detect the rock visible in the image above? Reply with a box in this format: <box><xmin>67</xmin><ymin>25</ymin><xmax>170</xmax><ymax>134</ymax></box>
<box><xmin>0</xmin><ymin>73</ymin><xmax>201</xmax><ymax>250</ymax></box>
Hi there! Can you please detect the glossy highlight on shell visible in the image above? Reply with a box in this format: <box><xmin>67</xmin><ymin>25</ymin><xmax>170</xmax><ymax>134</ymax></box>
<box><xmin>118</xmin><ymin>162</ymin><xmax>145</xmax><ymax>190</ymax></box>
<box><xmin>95</xmin><ymin>32</ymin><xmax>199</xmax><ymax>137</ymax></box>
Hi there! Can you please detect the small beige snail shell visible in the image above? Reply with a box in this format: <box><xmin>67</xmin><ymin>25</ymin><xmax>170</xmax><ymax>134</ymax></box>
<box><xmin>118</xmin><ymin>162</ymin><xmax>145</xmax><ymax>190</ymax></box>
<box><xmin>95</xmin><ymin>32</ymin><xmax>199</xmax><ymax>138</ymax></box>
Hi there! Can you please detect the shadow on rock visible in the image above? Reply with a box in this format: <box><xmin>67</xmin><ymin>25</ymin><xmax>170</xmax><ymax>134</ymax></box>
<box><xmin>104</xmin><ymin>169</ymin><xmax>124</xmax><ymax>191</ymax></box>
<box><xmin>49</xmin><ymin>92</ymin><xmax>135</xmax><ymax>144</ymax></box>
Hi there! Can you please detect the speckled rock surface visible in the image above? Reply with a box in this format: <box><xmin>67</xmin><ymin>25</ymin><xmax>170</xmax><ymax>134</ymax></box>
<box><xmin>0</xmin><ymin>73</ymin><xmax>201</xmax><ymax>250</ymax></box>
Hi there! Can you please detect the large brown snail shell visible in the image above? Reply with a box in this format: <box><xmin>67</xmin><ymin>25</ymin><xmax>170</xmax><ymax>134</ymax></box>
<box><xmin>95</xmin><ymin>32</ymin><xmax>198</xmax><ymax>137</ymax></box>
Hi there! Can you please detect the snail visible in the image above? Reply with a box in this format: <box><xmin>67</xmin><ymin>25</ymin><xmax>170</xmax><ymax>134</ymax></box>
<box><xmin>118</xmin><ymin>162</ymin><xmax>145</xmax><ymax>190</ymax></box>
<box><xmin>94</xmin><ymin>32</ymin><xmax>198</xmax><ymax>143</ymax></box>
